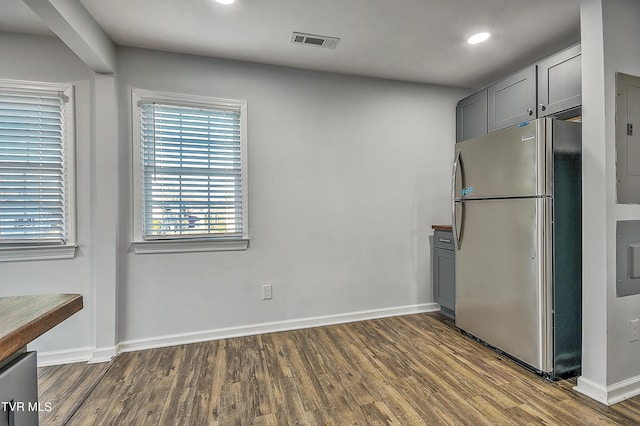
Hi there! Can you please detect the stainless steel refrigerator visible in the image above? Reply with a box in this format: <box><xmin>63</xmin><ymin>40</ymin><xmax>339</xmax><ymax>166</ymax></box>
<box><xmin>452</xmin><ymin>117</ymin><xmax>581</xmax><ymax>378</ymax></box>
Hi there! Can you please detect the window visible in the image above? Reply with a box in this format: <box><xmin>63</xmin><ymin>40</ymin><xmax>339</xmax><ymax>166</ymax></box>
<box><xmin>0</xmin><ymin>79</ymin><xmax>76</xmax><ymax>261</ymax></box>
<box><xmin>131</xmin><ymin>89</ymin><xmax>248</xmax><ymax>254</ymax></box>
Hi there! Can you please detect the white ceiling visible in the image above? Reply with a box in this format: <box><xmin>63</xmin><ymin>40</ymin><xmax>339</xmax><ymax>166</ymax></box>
<box><xmin>1</xmin><ymin>0</ymin><xmax>580</xmax><ymax>89</ymax></box>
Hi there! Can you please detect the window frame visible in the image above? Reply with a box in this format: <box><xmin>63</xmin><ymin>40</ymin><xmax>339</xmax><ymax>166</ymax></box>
<box><xmin>0</xmin><ymin>79</ymin><xmax>76</xmax><ymax>262</ymax></box>
<box><xmin>130</xmin><ymin>88</ymin><xmax>249</xmax><ymax>254</ymax></box>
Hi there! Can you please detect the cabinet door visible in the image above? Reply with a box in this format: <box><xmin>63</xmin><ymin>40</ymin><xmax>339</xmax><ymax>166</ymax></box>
<box><xmin>537</xmin><ymin>44</ymin><xmax>581</xmax><ymax>117</ymax></box>
<box><xmin>433</xmin><ymin>247</ymin><xmax>455</xmax><ymax>317</ymax></box>
<box><xmin>487</xmin><ymin>65</ymin><xmax>537</xmax><ymax>132</ymax></box>
<box><xmin>456</xmin><ymin>90</ymin><xmax>487</xmax><ymax>142</ymax></box>
<box><xmin>0</xmin><ymin>352</ymin><xmax>39</xmax><ymax>426</ymax></box>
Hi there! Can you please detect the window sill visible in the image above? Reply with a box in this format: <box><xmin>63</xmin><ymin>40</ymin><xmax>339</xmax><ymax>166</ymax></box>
<box><xmin>130</xmin><ymin>239</ymin><xmax>249</xmax><ymax>254</ymax></box>
<box><xmin>0</xmin><ymin>245</ymin><xmax>77</xmax><ymax>262</ymax></box>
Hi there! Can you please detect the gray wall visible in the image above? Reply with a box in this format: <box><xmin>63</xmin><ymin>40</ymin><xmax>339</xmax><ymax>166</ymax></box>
<box><xmin>578</xmin><ymin>0</ymin><xmax>640</xmax><ymax>404</ymax></box>
<box><xmin>4</xmin><ymin>4</ymin><xmax>640</xmax><ymax>404</ymax></box>
<box><xmin>602</xmin><ymin>0</ymin><xmax>640</xmax><ymax>387</ymax></box>
<box><xmin>0</xmin><ymin>33</ymin><xmax>97</xmax><ymax>359</ymax></box>
<box><xmin>0</xmin><ymin>32</ymin><xmax>466</xmax><ymax>359</ymax></box>
<box><xmin>116</xmin><ymin>47</ymin><xmax>466</xmax><ymax>346</ymax></box>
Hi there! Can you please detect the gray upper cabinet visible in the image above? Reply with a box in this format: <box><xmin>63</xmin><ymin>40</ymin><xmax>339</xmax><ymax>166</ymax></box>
<box><xmin>456</xmin><ymin>89</ymin><xmax>487</xmax><ymax>142</ymax></box>
<box><xmin>454</xmin><ymin>44</ymin><xmax>582</xmax><ymax>143</ymax></box>
<box><xmin>537</xmin><ymin>44</ymin><xmax>581</xmax><ymax>117</ymax></box>
<box><xmin>487</xmin><ymin>65</ymin><xmax>537</xmax><ymax>133</ymax></box>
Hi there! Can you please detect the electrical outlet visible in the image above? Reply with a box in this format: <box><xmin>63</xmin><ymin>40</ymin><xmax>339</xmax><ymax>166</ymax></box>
<box><xmin>262</xmin><ymin>284</ymin><xmax>272</xmax><ymax>300</ymax></box>
<box><xmin>631</xmin><ymin>318</ymin><xmax>640</xmax><ymax>342</ymax></box>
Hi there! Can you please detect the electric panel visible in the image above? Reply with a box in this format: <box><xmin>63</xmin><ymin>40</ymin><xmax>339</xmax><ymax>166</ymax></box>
<box><xmin>616</xmin><ymin>220</ymin><xmax>640</xmax><ymax>297</ymax></box>
<box><xmin>616</xmin><ymin>72</ymin><xmax>640</xmax><ymax>203</ymax></box>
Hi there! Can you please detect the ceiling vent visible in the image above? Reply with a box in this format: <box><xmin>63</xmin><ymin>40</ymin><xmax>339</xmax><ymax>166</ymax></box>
<box><xmin>291</xmin><ymin>32</ymin><xmax>340</xmax><ymax>49</ymax></box>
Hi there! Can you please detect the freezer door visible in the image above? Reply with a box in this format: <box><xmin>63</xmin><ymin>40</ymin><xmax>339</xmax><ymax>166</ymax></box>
<box><xmin>454</xmin><ymin>197</ymin><xmax>553</xmax><ymax>373</ymax></box>
<box><xmin>454</xmin><ymin>119</ymin><xmax>550</xmax><ymax>200</ymax></box>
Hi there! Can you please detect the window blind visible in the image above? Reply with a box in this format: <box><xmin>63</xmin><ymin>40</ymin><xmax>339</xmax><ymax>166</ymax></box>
<box><xmin>140</xmin><ymin>102</ymin><xmax>244</xmax><ymax>239</ymax></box>
<box><xmin>0</xmin><ymin>90</ymin><xmax>67</xmax><ymax>245</ymax></box>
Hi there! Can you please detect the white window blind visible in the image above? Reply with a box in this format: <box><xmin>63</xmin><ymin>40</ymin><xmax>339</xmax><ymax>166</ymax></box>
<box><xmin>0</xmin><ymin>85</ymin><xmax>72</xmax><ymax>246</ymax></box>
<box><xmin>139</xmin><ymin>100</ymin><xmax>246</xmax><ymax>240</ymax></box>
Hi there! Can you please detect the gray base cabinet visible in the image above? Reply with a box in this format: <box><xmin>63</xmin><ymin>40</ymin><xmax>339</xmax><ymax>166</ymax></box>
<box><xmin>433</xmin><ymin>230</ymin><xmax>455</xmax><ymax>319</ymax></box>
<box><xmin>0</xmin><ymin>352</ymin><xmax>39</xmax><ymax>426</ymax></box>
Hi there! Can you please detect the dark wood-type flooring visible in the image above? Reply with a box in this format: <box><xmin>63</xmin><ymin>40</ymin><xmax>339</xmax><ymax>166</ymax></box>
<box><xmin>38</xmin><ymin>313</ymin><xmax>640</xmax><ymax>425</ymax></box>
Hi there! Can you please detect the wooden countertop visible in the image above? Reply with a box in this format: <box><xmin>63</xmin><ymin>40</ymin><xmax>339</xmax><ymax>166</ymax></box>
<box><xmin>432</xmin><ymin>225</ymin><xmax>453</xmax><ymax>231</ymax></box>
<box><xmin>0</xmin><ymin>294</ymin><xmax>83</xmax><ymax>362</ymax></box>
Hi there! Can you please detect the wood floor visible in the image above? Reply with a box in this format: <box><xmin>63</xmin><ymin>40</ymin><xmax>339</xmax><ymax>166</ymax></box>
<box><xmin>38</xmin><ymin>313</ymin><xmax>640</xmax><ymax>425</ymax></box>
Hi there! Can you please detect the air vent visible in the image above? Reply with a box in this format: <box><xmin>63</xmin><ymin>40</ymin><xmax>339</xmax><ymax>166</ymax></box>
<box><xmin>291</xmin><ymin>32</ymin><xmax>340</xmax><ymax>49</ymax></box>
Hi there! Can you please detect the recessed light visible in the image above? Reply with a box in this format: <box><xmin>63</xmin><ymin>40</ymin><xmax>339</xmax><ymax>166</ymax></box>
<box><xmin>215</xmin><ymin>0</ymin><xmax>235</xmax><ymax>4</ymax></box>
<box><xmin>468</xmin><ymin>32</ymin><xmax>491</xmax><ymax>45</ymax></box>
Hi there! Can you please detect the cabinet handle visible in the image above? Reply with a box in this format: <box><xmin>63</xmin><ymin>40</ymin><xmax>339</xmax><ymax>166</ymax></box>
<box><xmin>527</xmin><ymin>108</ymin><xmax>534</xmax><ymax>116</ymax></box>
<box><xmin>438</xmin><ymin>238</ymin><xmax>452</xmax><ymax>243</ymax></box>
<box><xmin>8</xmin><ymin>399</ymin><xmax>15</xmax><ymax>426</ymax></box>
<box><xmin>539</xmin><ymin>103</ymin><xmax>547</xmax><ymax>112</ymax></box>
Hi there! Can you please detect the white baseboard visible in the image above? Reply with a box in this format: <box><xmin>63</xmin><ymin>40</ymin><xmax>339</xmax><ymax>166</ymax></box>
<box><xmin>88</xmin><ymin>346</ymin><xmax>119</xmax><ymax>364</ymax></box>
<box><xmin>605</xmin><ymin>374</ymin><xmax>640</xmax><ymax>404</ymax></box>
<box><xmin>574</xmin><ymin>376</ymin><xmax>609</xmax><ymax>404</ymax></box>
<box><xmin>574</xmin><ymin>374</ymin><xmax>640</xmax><ymax>405</ymax></box>
<box><xmin>36</xmin><ymin>347</ymin><xmax>94</xmax><ymax>367</ymax></box>
<box><xmin>119</xmin><ymin>303</ymin><xmax>440</xmax><ymax>353</ymax></box>
<box><xmin>35</xmin><ymin>304</ymin><xmax>439</xmax><ymax>366</ymax></box>
<box><xmin>36</xmin><ymin>345</ymin><xmax>118</xmax><ymax>367</ymax></box>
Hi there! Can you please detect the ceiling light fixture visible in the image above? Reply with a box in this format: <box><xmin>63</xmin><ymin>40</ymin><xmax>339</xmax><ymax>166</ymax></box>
<box><xmin>215</xmin><ymin>0</ymin><xmax>235</xmax><ymax>4</ymax></box>
<box><xmin>468</xmin><ymin>32</ymin><xmax>491</xmax><ymax>45</ymax></box>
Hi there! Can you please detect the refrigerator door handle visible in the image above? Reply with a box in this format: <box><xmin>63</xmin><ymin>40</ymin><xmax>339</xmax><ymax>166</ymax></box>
<box><xmin>452</xmin><ymin>149</ymin><xmax>461</xmax><ymax>250</ymax></box>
